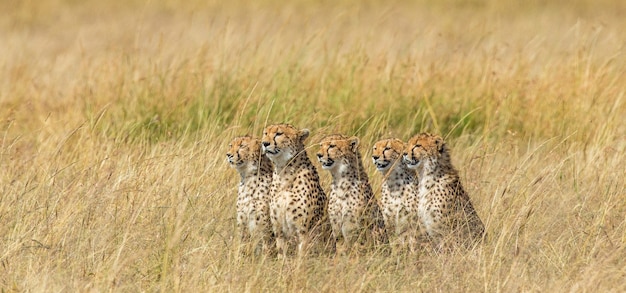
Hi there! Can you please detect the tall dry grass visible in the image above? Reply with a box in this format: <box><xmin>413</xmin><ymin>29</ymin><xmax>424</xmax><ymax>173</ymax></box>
<box><xmin>1</xmin><ymin>0</ymin><xmax>625</xmax><ymax>291</ymax></box>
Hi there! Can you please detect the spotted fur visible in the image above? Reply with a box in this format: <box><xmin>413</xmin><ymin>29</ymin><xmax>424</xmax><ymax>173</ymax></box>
<box><xmin>261</xmin><ymin>124</ymin><xmax>329</xmax><ymax>257</ymax></box>
<box><xmin>403</xmin><ymin>133</ymin><xmax>485</xmax><ymax>250</ymax></box>
<box><xmin>372</xmin><ymin>138</ymin><xmax>423</xmax><ymax>252</ymax></box>
<box><xmin>316</xmin><ymin>134</ymin><xmax>387</xmax><ymax>253</ymax></box>
<box><xmin>227</xmin><ymin>136</ymin><xmax>274</xmax><ymax>254</ymax></box>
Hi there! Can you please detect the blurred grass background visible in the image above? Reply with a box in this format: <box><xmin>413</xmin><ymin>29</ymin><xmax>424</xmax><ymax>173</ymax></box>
<box><xmin>1</xmin><ymin>0</ymin><xmax>625</xmax><ymax>291</ymax></box>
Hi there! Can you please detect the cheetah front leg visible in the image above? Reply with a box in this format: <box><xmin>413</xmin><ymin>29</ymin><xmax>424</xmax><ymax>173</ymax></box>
<box><xmin>383</xmin><ymin>219</ymin><xmax>403</xmax><ymax>254</ymax></box>
<box><xmin>251</xmin><ymin>225</ymin><xmax>274</xmax><ymax>256</ymax></box>
<box><xmin>260</xmin><ymin>229</ymin><xmax>276</xmax><ymax>256</ymax></box>
<box><xmin>329</xmin><ymin>213</ymin><xmax>348</xmax><ymax>255</ymax></box>
<box><xmin>237</xmin><ymin>218</ymin><xmax>252</xmax><ymax>255</ymax></box>
<box><xmin>270</xmin><ymin>206</ymin><xmax>288</xmax><ymax>258</ymax></box>
<box><xmin>275</xmin><ymin>234</ymin><xmax>288</xmax><ymax>258</ymax></box>
<box><xmin>340</xmin><ymin>219</ymin><xmax>360</xmax><ymax>255</ymax></box>
<box><xmin>296</xmin><ymin>234</ymin><xmax>309</xmax><ymax>257</ymax></box>
<box><xmin>405</xmin><ymin>214</ymin><xmax>428</xmax><ymax>253</ymax></box>
<box><xmin>369</xmin><ymin>205</ymin><xmax>389</xmax><ymax>248</ymax></box>
<box><xmin>426</xmin><ymin>222</ymin><xmax>455</xmax><ymax>253</ymax></box>
<box><xmin>330</xmin><ymin>228</ymin><xmax>343</xmax><ymax>255</ymax></box>
<box><xmin>296</xmin><ymin>217</ymin><xmax>324</xmax><ymax>257</ymax></box>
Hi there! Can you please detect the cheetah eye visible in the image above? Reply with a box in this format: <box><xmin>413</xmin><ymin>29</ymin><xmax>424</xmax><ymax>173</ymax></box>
<box><xmin>329</xmin><ymin>144</ymin><xmax>336</xmax><ymax>148</ymax></box>
<box><xmin>415</xmin><ymin>144</ymin><xmax>422</xmax><ymax>148</ymax></box>
<box><xmin>276</xmin><ymin>132</ymin><xmax>284</xmax><ymax>136</ymax></box>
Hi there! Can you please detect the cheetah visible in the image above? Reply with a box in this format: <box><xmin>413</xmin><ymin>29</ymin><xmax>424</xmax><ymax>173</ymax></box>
<box><xmin>372</xmin><ymin>138</ymin><xmax>423</xmax><ymax>252</ymax></box>
<box><xmin>261</xmin><ymin>124</ymin><xmax>329</xmax><ymax>257</ymax></box>
<box><xmin>226</xmin><ymin>136</ymin><xmax>274</xmax><ymax>254</ymax></box>
<box><xmin>316</xmin><ymin>134</ymin><xmax>387</xmax><ymax>254</ymax></box>
<box><xmin>403</xmin><ymin>133</ymin><xmax>485</xmax><ymax>250</ymax></box>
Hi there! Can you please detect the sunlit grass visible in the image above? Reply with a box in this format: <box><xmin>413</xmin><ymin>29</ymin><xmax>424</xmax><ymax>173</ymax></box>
<box><xmin>1</xmin><ymin>0</ymin><xmax>625</xmax><ymax>291</ymax></box>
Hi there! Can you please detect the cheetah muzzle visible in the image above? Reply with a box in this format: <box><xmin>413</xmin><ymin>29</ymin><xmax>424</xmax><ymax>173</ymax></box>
<box><xmin>316</xmin><ymin>154</ymin><xmax>335</xmax><ymax>169</ymax></box>
<box><xmin>372</xmin><ymin>156</ymin><xmax>391</xmax><ymax>171</ymax></box>
<box><xmin>402</xmin><ymin>154</ymin><xmax>420</xmax><ymax>169</ymax></box>
<box><xmin>261</xmin><ymin>142</ymin><xmax>280</xmax><ymax>156</ymax></box>
<box><xmin>226</xmin><ymin>153</ymin><xmax>245</xmax><ymax>167</ymax></box>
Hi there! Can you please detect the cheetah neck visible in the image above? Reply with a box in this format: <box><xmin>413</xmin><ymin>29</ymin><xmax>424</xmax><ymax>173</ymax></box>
<box><xmin>330</xmin><ymin>157</ymin><xmax>369</xmax><ymax>188</ymax></box>
<box><xmin>417</xmin><ymin>154</ymin><xmax>458</xmax><ymax>185</ymax></box>
<box><xmin>239</xmin><ymin>158</ymin><xmax>273</xmax><ymax>184</ymax></box>
<box><xmin>382</xmin><ymin>161</ymin><xmax>417</xmax><ymax>192</ymax></box>
<box><xmin>272</xmin><ymin>151</ymin><xmax>313</xmax><ymax>176</ymax></box>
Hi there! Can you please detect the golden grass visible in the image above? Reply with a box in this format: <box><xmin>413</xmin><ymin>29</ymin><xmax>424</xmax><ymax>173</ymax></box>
<box><xmin>1</xmin><ymin>0</ymin><xmax>625</xmax><ymax>291</ymax></box>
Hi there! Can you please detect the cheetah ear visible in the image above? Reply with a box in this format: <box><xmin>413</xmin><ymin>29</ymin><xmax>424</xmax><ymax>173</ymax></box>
<box><xmin>348</xmin><ymin>136</ymin><xmax>360</xmax><ymax>152</ymax></box>
<box><xmin>299</xmin><ymin>129</ymin><xmax>310</xmax><ymax>142</ymax></box>
<box><xmin>435</xmin><ymin>137</ymin><xmax>445</xmax><ymax>154</ymax></box>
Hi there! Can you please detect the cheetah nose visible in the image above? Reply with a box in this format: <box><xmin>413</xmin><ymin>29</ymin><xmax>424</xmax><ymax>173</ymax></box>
<box><xmin>372</xmin><ymin>155</ymin><xmax>380</xmax><ymax>160</ymax></box>
<box><xmin>262</xmin><ymin>141</ymin><xmax>270</xmax><ymax>147</ymax></box>
<box><xmin>403</xmin><ymin>152</ymin><xmax>408</xmax><ymax>157</ymax></box>
<box><xmin>226</xmin><ymin>153</ymin><xmax>233</xmax><ymax>158</ymax></box>
<box><xmin>316</xmin><ymin>153</ymin><xmax>323</xmax><ymax>158</ymax></box>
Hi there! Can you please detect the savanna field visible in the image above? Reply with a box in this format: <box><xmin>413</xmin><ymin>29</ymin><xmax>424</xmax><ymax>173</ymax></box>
<box><xmin>1</xmin><ymin>0</ymin><xmax>625</xmax><ymax>291</ymax></box>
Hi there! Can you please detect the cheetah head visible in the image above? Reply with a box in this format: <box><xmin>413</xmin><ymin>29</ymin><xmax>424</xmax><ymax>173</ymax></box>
<box><xmin>226</xmin><ymin>135</ymin><xmax>265</xmax><ymax>173</ymax></box>
<box><xmin>371</xmin><ymin>138</ymin><xmax>405</xmax><ymax>172</ymax></box>
<box><xmin>316</xmin><ymin>134</ymin><xmax>359</xmax><ymax>170</ymax></box>
<box><xmin>261</xmin><ymin>124</ymin><xmax>309</xmax><ymax>163</ymax></box>
<box><xmin>403</xmin><ymin>133</ymin><xmax>445</xmax><ymax>169</ymax></box>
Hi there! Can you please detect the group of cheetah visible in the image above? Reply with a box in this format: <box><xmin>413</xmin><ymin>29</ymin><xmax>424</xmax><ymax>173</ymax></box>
<box><xmin>226</xmin><ymin>123</ymin><xmax>485</xmax><ymax>257</ymax></box>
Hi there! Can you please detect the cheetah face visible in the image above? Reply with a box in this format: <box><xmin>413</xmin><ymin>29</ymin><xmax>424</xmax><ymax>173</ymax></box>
<box><xmin>316</xmin><ymin>134</ymin><xmax>359</xmax><ymax>170</ymax></box>
<box><xmin>371</xmin><ymin>138</ymin><xmax>405</xmax><ymax>172</ymax></box>
<box><xmin>227</xmin><ymin>136</ymin><xmax>263</xmax><ymax>170</ymax></box>
<box><xmin>403</xmin><ymin>133</ymin><xmax>445</xmax><ymax>169</ymax></box>
<box><xmin>261</xmin><ymin>124</ymin><xmax>309</xmax><ymax>162</ymax></box>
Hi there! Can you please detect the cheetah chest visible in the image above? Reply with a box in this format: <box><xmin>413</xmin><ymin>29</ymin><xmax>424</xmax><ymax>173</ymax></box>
<box><xmin>381</xmin><ymin>185</ymin><xmax>413</xmax><ymax>234</ymax></box>
<box><xmin>272</xmin><ymin>189</ymin><xmax>297</xmax><ymax>236</ymax></box>
<box><xmin>329</xmin><ymin>187</ymin><xmax>360</xmax><ymax>219</ymax></box>
<box><xmin>271</xmin><ymin>178</ymin><xmax>314</xmax><ymax>238</ymax></box>
<box><xmin>238</xmin><ymin>182</ymin><xmax>260</xmax><ymax>231</ymax></box>
<box><xmin>417</xmin><ymin>182</ymin><xmax>437</xmax><ymax>233</ymax></box>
